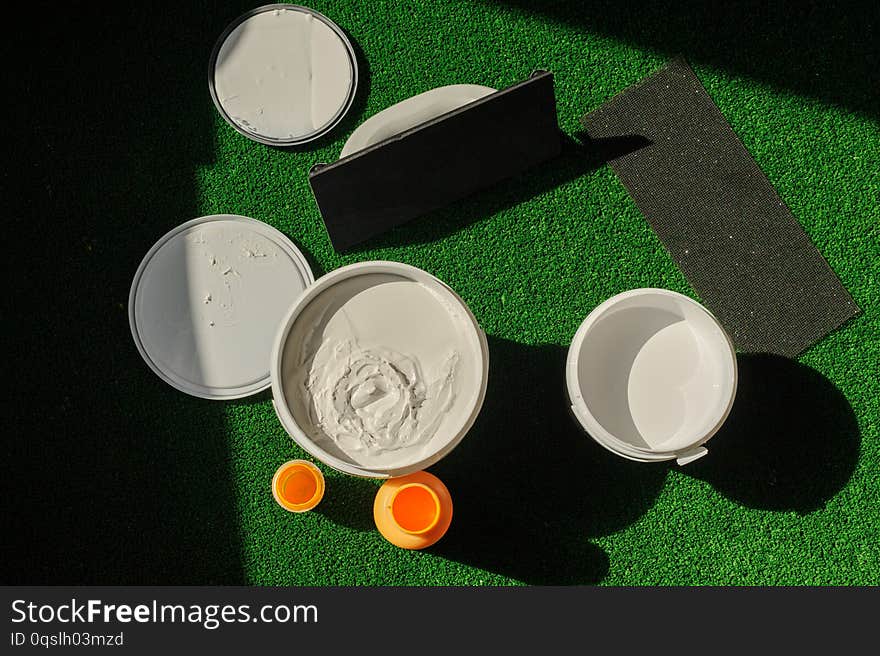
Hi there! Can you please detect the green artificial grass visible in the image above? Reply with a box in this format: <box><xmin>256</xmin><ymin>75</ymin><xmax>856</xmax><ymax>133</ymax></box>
<box><xmin>5</xmin><ymin>0</ymin><xmax>878</xmax><ymax>585</ymax></box>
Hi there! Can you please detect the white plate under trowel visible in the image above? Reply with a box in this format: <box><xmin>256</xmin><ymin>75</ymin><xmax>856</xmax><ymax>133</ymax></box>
<box><xmin>339</xmin><ymin>84</ymin><xmax>497</xmax><ymax>159</ymax></box>
<box><xmin>129</xmin><ymin>215</ymin><xmax>314</xmax><ymax>400</ymax></box>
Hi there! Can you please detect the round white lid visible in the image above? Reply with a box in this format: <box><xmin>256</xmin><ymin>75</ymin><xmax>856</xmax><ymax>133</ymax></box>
<box><xmin>129</xmin><ymin>215</ymin><xmax>314</xmax><ymax>399</ymax></box>
<box><xmin>339</xmin><ymin>84</ymin><xmax>496</xmax><ymax>158</ymax></box>
<box><xmin>209</xmin><ymin>4</ymin><xmax>358</xmax><ymax>146</ymax></box>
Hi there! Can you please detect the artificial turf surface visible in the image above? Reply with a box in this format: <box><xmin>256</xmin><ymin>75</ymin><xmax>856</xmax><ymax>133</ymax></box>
<box><xmin>4</xmin><ymin>0</ymin><xmax>878</xmax><ymax>585</ymax></box>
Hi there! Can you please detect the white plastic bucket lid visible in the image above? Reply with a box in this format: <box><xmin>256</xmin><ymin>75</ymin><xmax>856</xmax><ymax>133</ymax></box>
<box><xmin>208</xmin><ymin>4</ymin><xmax>358</xmax><ymax>146</ymax></box>
<box><xmin>566</xmin><ymin>289</ymin><xmax>737</xmax><ymax>465</ymax></box>
<box><xmin>129</xmin><ymin>214</ymin><xmax>314</xmax><ymax>399</ymax></box>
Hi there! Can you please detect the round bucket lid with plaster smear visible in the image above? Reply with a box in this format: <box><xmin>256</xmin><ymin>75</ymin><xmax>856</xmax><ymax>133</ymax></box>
<box><xmin>129</xmin><ymin>215</ymin><xmax>314</xmax><ymax>399</ymax></box>
<box><xmin>209</xmin><ymin>4</ymin><xmax>358</xmax><ymax>146</ymax></box>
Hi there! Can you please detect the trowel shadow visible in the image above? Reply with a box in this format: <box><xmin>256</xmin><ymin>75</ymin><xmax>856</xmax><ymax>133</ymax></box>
<box><xmin>430</xmin><ymin>336</ymin><xmax>668</xmax><ymax>585</ymax></box>
<box><xmin>350</xmin><ymin>132</ymin><xmax>651</xmax><ymax>251</ymax></box>
<box><xmin>685</xmin><ymin>353</ymin><xmax>860</xmax><ymax>513</ymax></box>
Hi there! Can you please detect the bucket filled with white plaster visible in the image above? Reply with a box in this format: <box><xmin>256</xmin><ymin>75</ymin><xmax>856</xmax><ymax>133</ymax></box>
<box><xmin>271</xmin><ymin>261</ymin><xmax>489</xmax><ymax>478</ymax></box>
<box><xmin>566</xmin><ymin>289</ymin><xmax>737</xmax><ymax>465</ymax></box>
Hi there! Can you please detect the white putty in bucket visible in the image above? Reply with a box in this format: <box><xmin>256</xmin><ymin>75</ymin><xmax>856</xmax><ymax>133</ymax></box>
<box><xmin>302</xmin><ymin>340</ymin><xmax>459</xmax><ymax>455</ymax></box>
<box><xmin>275</xmin><ymin>265</ymin><xmax>488</xmax><ymax>476</ymax></box>
<box><xmin>213</xmin><ymin>7</ymin><xmax>354</xmax><ymax>141</ymax></box>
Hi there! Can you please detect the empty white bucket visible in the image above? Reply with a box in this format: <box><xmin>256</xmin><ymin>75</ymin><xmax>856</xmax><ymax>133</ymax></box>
<box><xmin>565</xmin><ymin>289</ymin><xmax>737</xmax><ymax>465</ymax></box>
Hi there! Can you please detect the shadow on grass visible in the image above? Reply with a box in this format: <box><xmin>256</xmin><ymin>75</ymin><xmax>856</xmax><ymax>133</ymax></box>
<box><xmin>315</xmin><ymin>476</ymin><xmax>382</xmax><ymax>533</ymax></box>
<box><xmin>426</xmin><ymin>346</ymin><xmax>861</xmax><ymax>583</ymax></box>
<box><xmin>316</xmin><ymin>336</ymin><xmax>660</xmax><ymax>584</ymax></box>
<box><xmin>316</xmin><ymin>340</ymin><xmax>861</xmax><ymax>584</ymax></box>
<box><xmin>429</xmin><ymin>337</ymin><xmax>667</xmax><ymax>584</ymax></box>
<box><xmin>2</xmin><ymin>3</ymin><xmax>262</xmax><ymax>583</ymax></box>
<box><xmin>685</xmin><ymin>353</ymin><xmax>860</xmax><ymax>513</ymax></box>
<box><xmin>488</xmin><ymin>0</ymin><xmax>880</xmax><ymax>120</ymax></box>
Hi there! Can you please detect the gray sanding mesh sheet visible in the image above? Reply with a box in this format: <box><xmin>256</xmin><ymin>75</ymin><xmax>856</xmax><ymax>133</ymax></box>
<box><xmin>582</xmin><ymin>59</ymin><xmax>859</xmax><ymax>357</ymax></box>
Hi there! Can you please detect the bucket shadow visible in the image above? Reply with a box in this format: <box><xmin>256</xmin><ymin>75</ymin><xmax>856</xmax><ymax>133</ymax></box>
<box><xmin>686</xmin><ymin>353</ymin><xmax>860</xmax><ymax>513</ymax></box>
<box><xmin>430</xmin><ymin>336</ymin><xmax>667</xmax><ymax>584</ymax></box>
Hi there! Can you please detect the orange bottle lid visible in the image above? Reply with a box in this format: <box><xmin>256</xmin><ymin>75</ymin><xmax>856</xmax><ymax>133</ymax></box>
<box><xmin>373</xmin><ymin>471</ymin><xmax>452</xmax><ymax>549</ymax></box>
<box><xmin>272</xmin><ymin>460</ymin><xmax>325</xmax><ymax>513</ymax></box>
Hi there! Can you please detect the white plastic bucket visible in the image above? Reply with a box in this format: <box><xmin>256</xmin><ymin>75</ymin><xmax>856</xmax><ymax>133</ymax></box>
<box><xmin>565</xmin><ymin>289</ymin><xmax>737</xmax><ymax>465</ymax></box>
<box><xmin>270</xmin><ymin>261</ymin><xmax>489</xmax><ymax>478</ymax></box>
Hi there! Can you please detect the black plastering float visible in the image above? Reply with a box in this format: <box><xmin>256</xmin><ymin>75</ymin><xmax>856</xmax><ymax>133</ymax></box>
<box><xmin>309</xmin><ymin>71</ymin><xmax>562</xmax><ymax>252</ymax></box>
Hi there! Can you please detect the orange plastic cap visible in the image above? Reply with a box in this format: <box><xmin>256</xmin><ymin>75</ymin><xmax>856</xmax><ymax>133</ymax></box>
<box><xmin>272</xmin><ymin>460</ymin><xmax>325</xmax><ymax>513</ymax></box>
<box><xmin>390</xmin><ymin>483</ymin><xmax>441</xmax><ymax>534</ymax></box>
<box><xmin>374</xmin><ymin>471</ymin><xmax>452</xmax><ymax>549</ymax></box>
